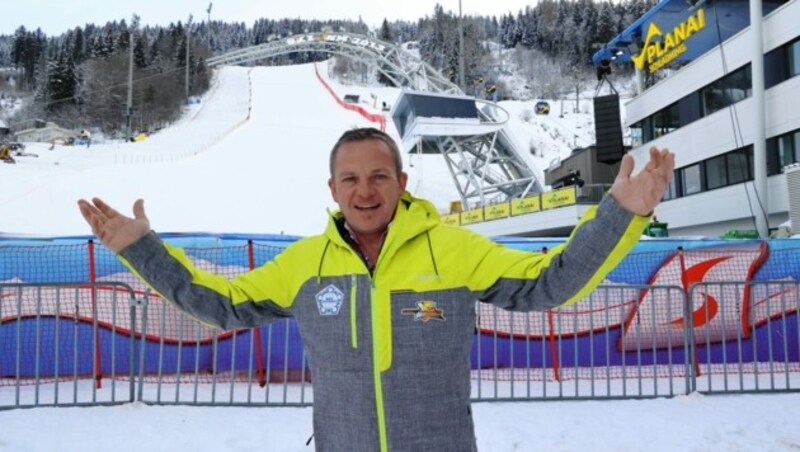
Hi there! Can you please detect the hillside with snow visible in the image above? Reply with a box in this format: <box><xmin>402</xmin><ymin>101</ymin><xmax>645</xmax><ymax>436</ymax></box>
<box><xmin>0</xmin><ymin>60</ymin><xmax>598</xmax><ymax>237</ymax></box>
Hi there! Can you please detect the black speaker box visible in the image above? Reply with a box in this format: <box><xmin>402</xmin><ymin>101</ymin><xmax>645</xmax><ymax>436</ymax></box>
<box><xmin>593</xmin><ymin>94</ymin><xmax>624</xmax><ymax>164</ymax></box>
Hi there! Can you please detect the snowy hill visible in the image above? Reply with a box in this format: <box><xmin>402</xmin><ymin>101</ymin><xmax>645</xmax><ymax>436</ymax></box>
<box><xmin>0</xmin><ymin>60</ymin><xmax>598</xmax><ymax>237</ymax></box>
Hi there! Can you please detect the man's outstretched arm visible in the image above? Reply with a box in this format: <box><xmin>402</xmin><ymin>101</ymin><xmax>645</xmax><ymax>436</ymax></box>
<box><xmin>77</xmin><ymin>197</ymin><xmax>293</xmax><ymax>329</ymax></box>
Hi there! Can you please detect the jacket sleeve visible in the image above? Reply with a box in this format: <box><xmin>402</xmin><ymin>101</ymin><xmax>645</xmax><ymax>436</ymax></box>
<box><xmin>466</xmin><ymin>195</ymin><xmax>648</xmax><ymax>311</ymax></box>
<box><xmin>119</xmin><ymin>231</ymin><xmax>294</xmax><ymax>330</ymax></box>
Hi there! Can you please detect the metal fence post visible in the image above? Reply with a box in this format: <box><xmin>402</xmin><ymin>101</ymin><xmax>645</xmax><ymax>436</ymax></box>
<box><xmin>136</xmin><ymin>289</ymin><xmax>151</xmax><ymax>402</ymax></box>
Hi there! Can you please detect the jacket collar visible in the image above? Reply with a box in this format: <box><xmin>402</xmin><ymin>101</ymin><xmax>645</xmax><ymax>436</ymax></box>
<box><xmin>324</xmin><ymin>191</ymin><xmax>441</xmax><ymax>255</ymax></box>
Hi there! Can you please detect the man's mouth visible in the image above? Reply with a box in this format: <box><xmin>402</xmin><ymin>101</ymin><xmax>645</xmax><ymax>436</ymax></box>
<box><xmin>355</xmin><ymin>203</ymin><xmax>380</xmax><ymax>211</ymax></box>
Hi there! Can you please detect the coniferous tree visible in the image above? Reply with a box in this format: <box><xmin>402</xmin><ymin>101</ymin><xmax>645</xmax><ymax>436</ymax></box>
<box><xmin>377</xmin><ymin>19</ymin><xmax>395</xmax><ymax>86</ymax></box>
<box><xmin>44</xmin><ymin>53</ymin><xmax>77</xmax><ymax>113</ymax></box>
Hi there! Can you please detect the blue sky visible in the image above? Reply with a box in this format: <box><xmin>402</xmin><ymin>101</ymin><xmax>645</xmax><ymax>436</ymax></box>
<box><xmin>2</xmin><ymin>0</ymin><xmax>535</xmax><ymax>35</ymax></box>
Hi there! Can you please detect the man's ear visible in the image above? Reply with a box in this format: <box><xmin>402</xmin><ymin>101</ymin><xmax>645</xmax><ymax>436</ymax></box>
<box><xmin>328</xmin><ymin>178</ymin><xmax>337</xmax><ymax>200</ymax></box>
<box><xmin>398</xmin><ymin>171</ymin><xmax>408</xmax><ymax>191</ymax></box>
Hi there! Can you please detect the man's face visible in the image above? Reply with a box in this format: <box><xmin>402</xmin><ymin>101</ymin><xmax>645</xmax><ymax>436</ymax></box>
<box><xmin>328</xmin><ymin>139</ymin><xmax>408</xmax><ymax>239</ymax></box>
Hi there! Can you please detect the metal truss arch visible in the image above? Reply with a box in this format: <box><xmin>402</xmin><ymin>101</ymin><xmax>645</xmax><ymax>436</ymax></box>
<box><xmin>207</xmin><ymin>32</ymin><xmax>460</xmax><ymax>94</ymax></box>
<box><xmin>207</xmin><ymin>32</ymin><xmax>543</xmax><ymax>209</ymax></box>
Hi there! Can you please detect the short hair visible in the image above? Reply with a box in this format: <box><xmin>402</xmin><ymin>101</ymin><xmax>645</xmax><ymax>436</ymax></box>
<box><xmin>329</xmin><ymin>127</ymin><xmax>403</xmax><ymax>177</ymax></box>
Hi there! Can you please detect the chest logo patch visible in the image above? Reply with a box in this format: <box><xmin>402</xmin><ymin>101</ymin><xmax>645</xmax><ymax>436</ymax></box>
<box><xmin>401</xmin><ymin>300</ymin><xmax>446</xmax><ymax>323</ymax></box>
<box><xmin>315</xmin><ymin>285</ymin><xmax>344</xmax><ymax>316</ymax></box>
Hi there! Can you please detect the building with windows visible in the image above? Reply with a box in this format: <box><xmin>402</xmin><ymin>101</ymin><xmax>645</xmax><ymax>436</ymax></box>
<box><xmin>593</xmin><ymin>0</ymin><xmax>799</xmax><ymax>236</ymax></box>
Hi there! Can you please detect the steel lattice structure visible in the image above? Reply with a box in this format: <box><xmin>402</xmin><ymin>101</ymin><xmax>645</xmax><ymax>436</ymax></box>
<box><xmin>207</xmin><ymin>33</ymin><xmax>542</xmax><ymax>207</ymax></box>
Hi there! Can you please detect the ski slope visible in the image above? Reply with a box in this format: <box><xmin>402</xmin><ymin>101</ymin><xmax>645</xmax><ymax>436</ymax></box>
<box><xmin>0</xmin><ymin>60</ymin><xmax>597</xmax><ymax>237</ymax></box>
<box><xmin>0</xmin><ymin>63</ymin><xmax>422</xmax><ymax>235</ymax></box>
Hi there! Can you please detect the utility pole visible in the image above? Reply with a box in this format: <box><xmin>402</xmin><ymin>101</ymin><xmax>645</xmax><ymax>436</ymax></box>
<box><xmin>458</xmin><ymin>0</ymin><xmax>465</xmax><ymax>92</ymax></box>
<box><xmin>185</xmin><ymin>15</ymin><xmax>192</xmax><ymax>101</ymax></box>
<box><xmin>206</xmin><ymin>3</ymin><xmax>213</xmax><ymax>45</ymax></box>
<box><xmin>750</xmin><ymin>0</ymin><xmax>769</xmax><ymax>238</ymax></box>
<box><xmin>126</xmin><ymin>28</ymin><xmax>134</xmax><ymax>140</ymax></box>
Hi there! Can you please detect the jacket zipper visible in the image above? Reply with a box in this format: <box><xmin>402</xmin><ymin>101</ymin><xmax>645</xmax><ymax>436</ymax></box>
<box><xmin>350</xmin><ymin>274</ymin><xmax>358</xmax><ymax>349</ymax></box>
<box><xmin>347</xmin><ymin>244</ymin><xmax>390</xmax><ymax>452</ymax></box>
<box><xmin>370</xmin><ymin>280</ymin><xmax>389</xmax><ymax>452</ymax></box>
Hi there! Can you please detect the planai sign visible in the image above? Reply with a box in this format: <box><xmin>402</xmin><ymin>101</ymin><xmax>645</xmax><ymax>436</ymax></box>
<box><xmin>632</xmin><ymin>8</ymin><xmax>707</xmax><ymax>73</ymax></box>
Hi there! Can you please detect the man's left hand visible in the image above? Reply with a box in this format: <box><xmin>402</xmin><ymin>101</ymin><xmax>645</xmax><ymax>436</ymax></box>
<box><xmin>610</xmin><ymin>147</ymin><xmax>675</xmax><ymax>216</ymax></box>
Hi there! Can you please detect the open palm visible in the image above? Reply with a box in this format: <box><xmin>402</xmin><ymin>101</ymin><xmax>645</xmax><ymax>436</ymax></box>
<box><xmin>77</xmin><ymin>198</ymin><xmax>151</xmax><ymax>253</ymax></box>
<box><xmin>610</xmin><ymin>147</ymin><xmax>675</xmax><ymax>216</ymax></box>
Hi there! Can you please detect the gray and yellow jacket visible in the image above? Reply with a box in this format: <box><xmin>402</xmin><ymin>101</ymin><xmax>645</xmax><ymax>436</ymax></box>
<box><xmin>120</xmin><ymin>191</ymin><xmax>648</xmax><ymax>452</ymax></box>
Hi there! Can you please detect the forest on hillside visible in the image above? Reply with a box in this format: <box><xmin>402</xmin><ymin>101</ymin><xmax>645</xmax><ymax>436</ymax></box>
<box><xmin>0</xmin><ymin>0</ymin><xmax>655</xmax><ymax>137</ymax></box>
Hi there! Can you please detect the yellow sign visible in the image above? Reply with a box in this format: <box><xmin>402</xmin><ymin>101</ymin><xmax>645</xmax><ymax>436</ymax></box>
<box><xmin>511</xmin><ymin>196</ymin><xmax>541</xmax><ymax>216</ymax></box>
<box><xmin>632</xmin><ymin>8</ymin><xmax>706</xmax><ymax>73</ymax></box>
<box><xmin>542</xmin><ymin>187</ymin><xmax>576</xmax><ymax>210</ymax></box>
<box><xmin>460</xmin><ymin>208</ymin><xmax>484</xmax><ymax>225</ymax></box>
<box><xmin>484</xmin><ymin>203</ymin><xmax>510</xmax><ymax>221</ymax></box>
<box><xmin>441</xmin><ymin>213</ymin><xmax>460</xmax><ymax>226</ymax></box>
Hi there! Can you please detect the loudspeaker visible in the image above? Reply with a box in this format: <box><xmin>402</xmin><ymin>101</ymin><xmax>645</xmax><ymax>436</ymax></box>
<box><xmin>593</xmin><ymin>94</ymin><xmax>624</xmax><ymax>164</ymax></box>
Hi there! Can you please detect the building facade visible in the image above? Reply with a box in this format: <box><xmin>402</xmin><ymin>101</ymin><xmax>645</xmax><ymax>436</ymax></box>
<box><xmin>595</xmin><ymin>0</ymin><xmax>799</xmax><ymax>236</ymax></box>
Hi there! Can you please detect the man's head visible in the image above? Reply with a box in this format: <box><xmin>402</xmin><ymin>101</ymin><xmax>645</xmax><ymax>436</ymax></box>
<box><xmin>328</xmin><ymin>128</ymin><xmax>408</xmax><ymax>240</ymax></box>
<box><xmin>328</xmin><ymin>128</ymin><xmax>403</xmax><ymax>177</ymax></box>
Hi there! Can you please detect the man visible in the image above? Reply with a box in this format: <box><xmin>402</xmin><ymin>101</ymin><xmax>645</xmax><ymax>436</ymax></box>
<box><xmin>78</xmin><ymin>127</ymin><xmax>674</xmax><ymax>452</ymax></box>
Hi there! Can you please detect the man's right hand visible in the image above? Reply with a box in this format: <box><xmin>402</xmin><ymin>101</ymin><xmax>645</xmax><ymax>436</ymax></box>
<box><xmin>77</xmin><ymin>198</ymin><xmax>150</xmax><ymax>253</ymax></box>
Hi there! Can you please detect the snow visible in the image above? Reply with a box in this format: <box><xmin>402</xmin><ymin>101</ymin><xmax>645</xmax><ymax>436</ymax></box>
<box><xmin>1</xmin><ymin>389</ymin><xmax>799</xmax><ymax>451</ymax></box>
<box><xmin>2</xmin><ymin>61</ymin><xmax>800</xmax><ymax>450</ymax></box>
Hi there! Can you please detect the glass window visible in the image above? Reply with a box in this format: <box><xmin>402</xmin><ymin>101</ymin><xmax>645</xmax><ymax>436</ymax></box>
<box><xmin>629</xmin><ymin>117</ymin><xmax>652</xmax><ymax>147</ymax></box>
<box><xmin>705</xmin><ymin>155</ymin><xmax>727</xmax><ymax>190</ymax></box>
<box><xmin>725</xmin><ymin>65</ymin><xmax>752</xmax><ymax>104</ymax></box>
<box><xmin>663</xmin><ymin>175</ymin><xmax>679</xmax><ymax>201</ymax></box>
<box><xmin>682</xmin><ymin>164</ymin><xmax>702</xmax><ymax>195</ymax></box>
<box><xmin>791</xmin><ymin>130</ymin><xmax>800</xmax><ymax>162</ymax></box>
<box><xmin>630</xmin><ymin>120</ymin><xmax>645</xmax><ymax>148</ymax></box>
<box><xmin>779</xmin><ymin>134</ymin><xmax>795</xmax><ymax>168</ymax></box>
<box><xmin>702</xmin><ymin>65</ymin><xmax>752</xmax><ymax>116</ymax></box>
<box><xmin>653</xmin><ymin>103</ymin><xmax>680</xmax><ymax>138</ymax></box>
<box><xmin>726</xmin><ymin>147</ymin><xmax>752</xmax><ymax>184</ymax></box>
<box><xmin>678</xmin><ymin>91</ymin><xmax>702</xmax><ymax>126</ymax></box>
<box><xmin>702</xmin><ymin>83</ymin><xmax>726</xmax><ymax>116</ymax></box>
<box><xmin>790</xmin><ymin>39</ymin><xmax>800</xmax><ymax>77</ymax></box>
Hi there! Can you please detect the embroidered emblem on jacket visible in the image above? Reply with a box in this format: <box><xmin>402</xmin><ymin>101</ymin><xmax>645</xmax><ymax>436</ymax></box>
<box><xmin>401</xmin><ymin>300</ymin><xmax>445</xmax><ymax>322</ymax></box>
<box><xmin>316</xmin><ymin>285</ymin><xmax>344</xmax><ymax>316</ymax></box>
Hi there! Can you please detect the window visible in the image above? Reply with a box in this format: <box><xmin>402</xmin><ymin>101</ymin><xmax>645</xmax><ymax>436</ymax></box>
<box><xmin>725</xmin><ymin>66</ymin><xmax>752</xmax><ymax>103</ymax></box>
<box><xmin>790</xmin><ymin>39</ymin><xmax>800</xmax><ymax>77</ymax></box>
<box><xmin>795</xmin><ymin>130</ymin><xmax>800</xmax><ymax>154</ymax></box>
<box><xmin>677</xmin><ymin>91</ymin><xmax>702</xmax><ymax>126</ymax></box>
<box><xmin>653</xmin><ymin>103</ymin><xmax>680</xmax><ymax>138</ymax></box>
<box><xmin>663</xmin><ymin>174</ymin><xmax>679</xmax><ymax>201</ymax></box>
<box><xmin>705</xmin><ymin>155</ymin><xmax>728</xmax><ymax>190</ymax></box>
<box><xmin>702</xmin><ymin>65</ymin><xmax>752</xmax><ymax>116</ymax></box>
<box><xmin>682</xmin><ymin>164</ymin><xmax>702</xmax><ymax>195</ymax></box>
<box><xmin>778</xmin><ymin>134</ymin><xmax>796</xmax><ymax>168</ymax></box>
<box><xmin>726</xmin><ymin>147</ymin><xmax>752</xmax><ymax>185</ymax></box>
<box><xmin>629</xmin><ymin>117</ymin><xmax>652</xmax><ymax>148</ymax></box>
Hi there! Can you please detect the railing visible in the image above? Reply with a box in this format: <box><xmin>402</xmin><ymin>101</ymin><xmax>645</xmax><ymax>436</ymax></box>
<box><xmin>3</xmin><ymin>280</ymin><xmax>798</xmax><ymax>410</ymax></box>
<box><xmin>442</xmin><ymin>184</ymin><xmax>612</xmax><ymax>227</ymax></box>
<box><xmin>0</xmin><ymin>282</ymin><xmax>138</xmax><ymax>408</ymax></box>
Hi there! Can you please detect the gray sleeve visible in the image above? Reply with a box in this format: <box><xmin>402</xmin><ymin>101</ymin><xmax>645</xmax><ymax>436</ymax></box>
<box><xmin>120</xmin><ymin>231</ymin><xmax>292</xmax><ymax>329</ymax></box>
<box><xmin>479</xmin><ymin>194</ymin><xmax>642</xmax><ymax>311</ymax></box>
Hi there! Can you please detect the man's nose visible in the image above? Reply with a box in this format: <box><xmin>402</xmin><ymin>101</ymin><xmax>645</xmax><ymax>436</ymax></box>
<box><xmin>355</xmin><ymin>178</ymin><xmax>375</xmax><ymax>196</ymax></box>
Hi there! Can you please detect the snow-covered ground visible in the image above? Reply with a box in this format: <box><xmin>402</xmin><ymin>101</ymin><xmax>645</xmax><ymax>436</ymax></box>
<box><xmin>2</xmin><ymin>61</ymin><xmax>800</xmax><ymax>451</ymax></box>
<box><xmin>1</xmin><ymin>387</ymin><xmax>799</xmax><ymax>451</ymax></box>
